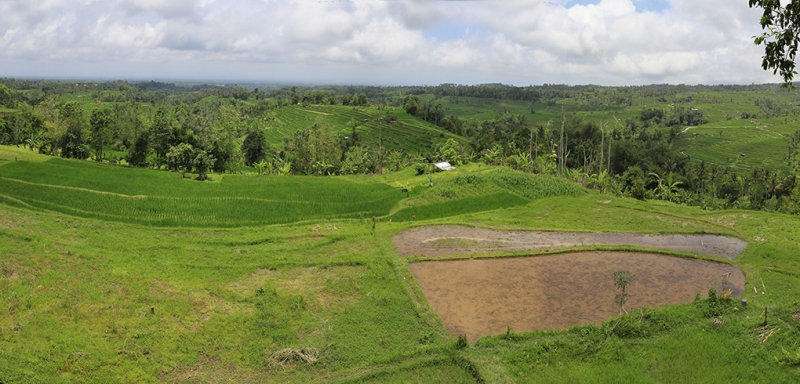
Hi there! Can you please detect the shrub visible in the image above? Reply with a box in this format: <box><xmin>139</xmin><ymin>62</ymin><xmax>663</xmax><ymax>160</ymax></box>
<box><xmin>414</xmin><ymin>163</ymin><xmax>429</xmax><ymax>175</ymax></box>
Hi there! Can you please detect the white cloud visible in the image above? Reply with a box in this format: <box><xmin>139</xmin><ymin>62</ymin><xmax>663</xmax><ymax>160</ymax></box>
<box><xmin>0</xmin><ymin>0</ymin><xmax>782</xmax><ymax>85</ymax></box>
<box><xmin>117</xmin><ymin>0</ymin><xmax>200</xmax><ymax>19</ymax></box>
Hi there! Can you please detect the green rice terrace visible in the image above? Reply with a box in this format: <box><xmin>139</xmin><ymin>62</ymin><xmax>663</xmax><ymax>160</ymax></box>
<box><xmin>2</xmin><ymin>144</ymin><xmax>800</xmax><ymax>383</ymax></box>
<box><xmin>265</xmin><ymin>105</ymin><xmax>466</xmax><ymax>153</ymax></box>
<box><xmin>413</xmin><ymin>88</ymin><xmax>800</xmax><ymax>174</ymax></box>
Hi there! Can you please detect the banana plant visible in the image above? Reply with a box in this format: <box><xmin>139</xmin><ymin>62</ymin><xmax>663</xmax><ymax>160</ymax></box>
<box><xmin>254</xmin><ymin>159</ymin><xmax>268</xmax><ymax>175</ymax></box>
<box><xmin>649</xmin><ymin>171</ymin><xmax>683</xmax><ymax>201</ymax></box>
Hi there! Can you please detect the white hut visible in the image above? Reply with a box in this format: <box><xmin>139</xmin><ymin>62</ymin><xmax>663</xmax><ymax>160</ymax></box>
<box><xmin>434</xmin><ymin>162</ymin><xmax>455</xmax><ymax>171</ymax></box>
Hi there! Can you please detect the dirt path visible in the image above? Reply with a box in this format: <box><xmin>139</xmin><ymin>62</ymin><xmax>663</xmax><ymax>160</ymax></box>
<box><xmin>409</xmin><ymin>251</ymin><xmax>745</xmax><ymax>342</ymax></box>
<box><xmin>394</xmin><ymin>226</ymin><xmax>747</xmax><ymax>259</ymax></box>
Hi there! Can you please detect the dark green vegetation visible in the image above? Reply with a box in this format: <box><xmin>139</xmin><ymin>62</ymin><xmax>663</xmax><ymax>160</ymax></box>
<box><xmin>3</xmin><ymin>79</ymin><xmax>800</xmax><ymax>382</ymax></box>
<box><xmin>749</xmin><ymin>0</ymin><xmax>800</xmax><ymax>87</ymax></box>
<box><xmin>2</xmin><ymin>144</ymin><xmax>800</xmax><ymax>383</ymax></box>
<box><xmin>6</xmin><ymin>79</ymin><xmax>800</xmax><ymax>218</ymax></box>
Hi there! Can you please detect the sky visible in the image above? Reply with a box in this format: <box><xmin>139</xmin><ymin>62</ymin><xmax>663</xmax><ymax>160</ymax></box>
<box><xmin>0</xmin><ymin>0</ymin><xmax>784</xmax><ymax>86</ymax></box>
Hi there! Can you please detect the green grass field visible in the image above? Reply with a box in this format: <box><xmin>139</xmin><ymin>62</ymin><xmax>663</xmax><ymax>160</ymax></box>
<box><xmin>0</xmin><ymin>156</ymin><xmax>404</xmax><ymax>227</ymax></box>
<box><xmin>2</xmin><ymin>146</ymin><xmax>800</xmax><ymax>383</ymax></box>
<box><xmin>0</xmin><ymin>151</ymin><xmax>582</xmax><ymax>227</ymax></box>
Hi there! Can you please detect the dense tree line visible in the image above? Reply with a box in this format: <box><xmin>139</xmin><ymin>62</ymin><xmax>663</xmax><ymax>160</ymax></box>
<box><xmin>4</xmin><ymin>78</ymin><xmax>800</xmax><ymax>214</ymax></box>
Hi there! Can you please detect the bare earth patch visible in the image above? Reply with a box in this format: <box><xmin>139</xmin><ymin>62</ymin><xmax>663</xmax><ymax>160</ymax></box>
<box><xmin>409</xmin><ymin>251</ymin><xmax>745</xmax><ymax>342</ymax></box>
<box><xmin>394</xmin><ymin>226</ymin><xmax>747</xmax><ymax>259</ymax></box>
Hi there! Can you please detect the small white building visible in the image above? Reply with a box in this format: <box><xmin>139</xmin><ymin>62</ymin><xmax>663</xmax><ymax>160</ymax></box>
<box><xmin>434</xmin><ymin>162</ymin><xmax>455</xmax><ymax>171</ymax></box>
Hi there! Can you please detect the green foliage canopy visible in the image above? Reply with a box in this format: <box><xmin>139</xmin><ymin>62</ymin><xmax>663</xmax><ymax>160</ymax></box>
<box><xmin>751</xmin><ymin>0</ymin><xmax>800</xmax><ymax>88</ymax></box>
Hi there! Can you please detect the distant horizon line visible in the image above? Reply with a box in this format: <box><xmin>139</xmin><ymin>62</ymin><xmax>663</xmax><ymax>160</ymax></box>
<box><xmin>0</xmin><ymin>75</ymin><xmax>786</xmax><ymax>89</ymax></box>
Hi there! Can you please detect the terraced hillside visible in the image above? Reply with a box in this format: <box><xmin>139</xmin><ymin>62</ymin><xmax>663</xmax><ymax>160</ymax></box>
<box><xmin>672</xmin><ymin>116</ymin><xmax>800</xmax><ymax>172</ymax></box>
<box><xmin>0</xmin><ymin>148</ymin><xmax>585</xmax><ymax>227</ymax></box>
<box><xmin>0</xmin><ymin>155</ymin><xmax>402</xmax><ymax>227</ymax></box>
<box><xmin>418</xmin><ymin>89</ymin><xmax>798</xmax><ymax>128</ymax></box>
<box><xmin>384</xmin><ymin>165</ymin><xmax>586</xmax><ymax>222</ymax></box>
<box><xmin>266</xmin><ymin>105</ymin><xmax>467</xmax><ymax>153</ymax></box>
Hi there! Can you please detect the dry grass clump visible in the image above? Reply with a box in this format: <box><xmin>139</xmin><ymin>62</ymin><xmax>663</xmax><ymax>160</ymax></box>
<box><xmin>266</xmin><ymin>347</ymin><xmax>319</xmax><ymax>368</ymax></box>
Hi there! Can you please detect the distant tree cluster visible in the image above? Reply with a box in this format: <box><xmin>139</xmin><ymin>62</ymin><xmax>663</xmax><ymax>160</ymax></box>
<box><xmin>3</xmin><ymin>78</ymin><xmax>800</xmax><ymax>214</ymax></box>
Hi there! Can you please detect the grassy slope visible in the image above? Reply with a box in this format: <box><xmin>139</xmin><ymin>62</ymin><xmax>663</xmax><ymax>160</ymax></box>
<box><xmin>267</xmin><ymin>105</ymin><xmax>467</xmax><ymax>153</ymax></box>
<box><xmin>0</xmin><ymin>156</ymin><xmax>403</xmax><ymax>227</ymax></box>
<box><xmin>1</xmin><ymin>148</ymin><xmax>800</xmax><ymax>382</ymax></box>
<box><xmin>0</xmin><ymin>151</ymin><xmax>580</xmax><ymax>227</ymax></box>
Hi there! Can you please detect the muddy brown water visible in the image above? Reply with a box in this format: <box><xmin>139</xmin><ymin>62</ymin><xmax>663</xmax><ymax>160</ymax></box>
<box><xmin>394</xmin><ymin>226</ymin><xmax>748</xmax><ymax>259</ymax></box>
<box><xmin>409</xmin><ymin>251</ymin><xmax>745</xmax><ymax>342</ymax></box>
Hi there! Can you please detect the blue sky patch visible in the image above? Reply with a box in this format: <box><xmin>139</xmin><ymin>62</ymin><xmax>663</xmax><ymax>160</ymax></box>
<box><xmin>424</xmin><ymin>23</ymin><xmax>472</xmax><ymax>41</ymax></box>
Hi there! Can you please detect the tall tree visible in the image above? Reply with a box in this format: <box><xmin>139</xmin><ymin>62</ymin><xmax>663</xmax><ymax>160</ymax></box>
<box><xmin>0</xmin><ymin>84</ymin><xmax>15</xmax><ymax>108</ymax></box>
<box><xmin>242</xmin><ymin>128</ymin><xmax>269</xmax><ymax>166</ymax></box>
<box><xmin>750</xmin><ymin>0</ymin><xmax>800</xmax><ymax>88</ymax></box>
<box><xmin>286</xmin><ymin>122</ymin><xmax>343</xmax><ymax>175</ymax></box>
<box><xmin>89</xmin><ymin>108</ymin><xmax>114</xmax><ymax>161</ymax></box>
<box><xmin>166</xmin><ymin>142</ymin><xmax>195</xmax><ymax>178</ymax></box>
<box><xmin>116</xmin><ymin>101</ymin><xmax>146</xmax><ymax>148</ymax></box>
<box><xmin>209</xmin><ymin>104</ymin><xmax>245</xmax><ymax>173</ymax></box>
<box><xmin>354</xmin><ymin>93</ymin><xmax>368</xmax><ymax>106</ymax></box>
<box><xmin>127</xmin><ymin>131</ymin><xmax>150</xmax><ymax>167</ymax></box>
<box><xmin>193</xmin><ymin>150</ymin><xmax>216</xmax><ymax>181</ymax></box>
<box><xmin>150</xmin><ymin>107</ymin><xmax>177</xmax><ymax>163</ymax></box>
<box><xmin>58</xmin><ymin>102</ymin><xmax>89</xmax><ymax>159</ymax></box>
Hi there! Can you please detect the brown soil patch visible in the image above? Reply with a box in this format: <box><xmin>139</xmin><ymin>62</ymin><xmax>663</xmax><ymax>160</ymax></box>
<box><xmin>409</xmin><ymin>251</ymin><xmax>745</xmax><ymax>342</ymax></box>
<box><xmin>394</xmin><ymin>226</ymin><xmax>747</xmax><ymax>259</ymax></box>
<box><xmin>794</xmin><ymin>310</ymin><xmax>800</xmax><ymax>323</ymax></box>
